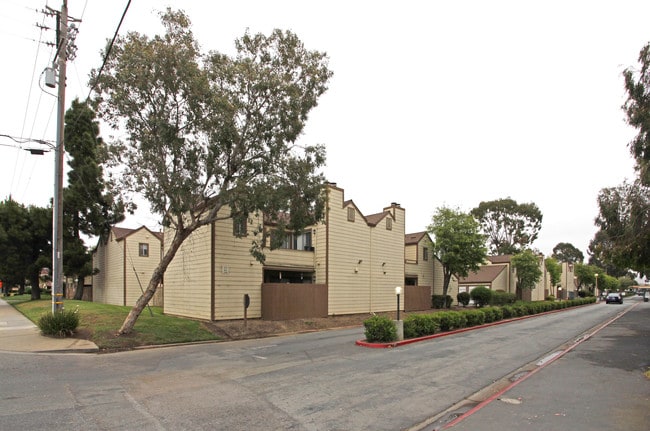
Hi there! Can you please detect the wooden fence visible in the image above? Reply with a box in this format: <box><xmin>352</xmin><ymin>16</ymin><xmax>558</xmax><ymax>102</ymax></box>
<box><xmin>404</xmin><ymin>285</ymin><xmax>432</xmax><ymax>311</ymax></box>
<box><xmin>261</xmin><ymin>283</ymin><xmax>328</xmax><ymax>320</ymax></box>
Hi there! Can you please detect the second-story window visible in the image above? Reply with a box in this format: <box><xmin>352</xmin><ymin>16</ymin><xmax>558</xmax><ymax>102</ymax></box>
<box><xmin>347</xmin><ymin>207</ymin><xmax>355</xmax><ymax>222</ymax></box>
<box><xmin>280</xmin><ymin>230</ymin><xmax>313</xmax><ymax>250</ymax></box>
<box><xmin>233</xmin><ymin>213</ymin><xmax>248</xmax><ymax>237</ymax></box>
<box><xmin>423</xmin><ymin>247</ymin><xmax>429</xmax><ymax>261</ymax></box>
<box><xmin>386</xmin><ymin>218</ymin><xmax>392</xmax><ymax>230</ymax></box>
<box><xmin>139</xmin><ymin>243</ymin><xmax>149</xmax><ymax>257</ymax></box>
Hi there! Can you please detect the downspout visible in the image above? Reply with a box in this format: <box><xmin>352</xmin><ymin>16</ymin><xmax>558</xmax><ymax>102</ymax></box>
<box><xmin>211</xmin><ymin>221</ymin><xmax>216</xmax><ymax>321</ymax></box>
<box><xmin>122</xmin><ymin>238</ymin><xmax>127</xmax><ymax>306</ymax></box>
<box><xmin>325</xmin><ymin>188</ymin><xmax>330</xmax><ymax>304</ymax></box>
<box><xmin>369</xmin><ymin>228</ymin><xmax>373</xmax><ymax>313</ymax></box>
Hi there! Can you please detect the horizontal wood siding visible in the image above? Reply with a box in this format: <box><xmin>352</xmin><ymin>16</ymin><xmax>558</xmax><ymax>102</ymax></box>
<box><xmin>164</xmin><ymin>224</ymin><xmax>213</xmax><ymax>320</ymax></box>
<box><xmin>325</xmin><ymin>187</ymin><xmax>406</xmax><ymax>316</ymax></box>
<box><xmin>326</xmin><ymin>188</ymin><xmax>372</xmax><ymax>315</ymax></box>
<box><xmin>213</xmin><ymin>211</ymin><xmax>264</xmax><ymax>319</ymax></box>
<box><xmin>92</xmin><ymin>231</ymin><xmax>125</xmax><ymax>305</ymax></box>
<box><xmin>124</xmin><ymin>229</ymin><xmax>163</xmax><ymax>306</ymax></box>
<box><xmin>405</xmin><ymin>244</ymin><xmax>417</xmax><ymax>263</ymax></box>
<box><xmin>261</xmin><ymin>283</ymin><xmax>328</xmax><ymax>320</ymax></box>
<box><xmin>404</xmin><ymin>236</ymin><xmax>434</xmax><ymax>291</ymax></box>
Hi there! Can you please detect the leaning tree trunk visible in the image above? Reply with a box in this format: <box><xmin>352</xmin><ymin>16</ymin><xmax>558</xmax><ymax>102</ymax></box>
<box><xmin>118</xmin><ymin>228</ymin><xmax>191</xmax><ymax>335</ymax></box>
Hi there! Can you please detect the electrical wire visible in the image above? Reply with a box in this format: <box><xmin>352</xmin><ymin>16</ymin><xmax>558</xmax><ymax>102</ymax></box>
<box><xmin>86</xmin><ymin>0</ymin><xmax>132</xmax><ymax>101</ymax></box>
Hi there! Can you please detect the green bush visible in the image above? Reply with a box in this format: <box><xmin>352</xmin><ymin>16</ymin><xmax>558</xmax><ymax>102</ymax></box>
<box><xmin>457</xmin><ymin>291</ymin><xmax>470</xmax><ymax>307</ymax></box>
<box><xmin>491</xmin><ymin>291</ymin><xmax>516</xmax><ymax>306</ymax></box>
<box><xmin>437</xmin><ymin>311</ymin><xmax>467</xmax><ymax>331</ymax></box>
<box><xmin>459</xmin><ymin>309</ymin><xmax>485</xmax><ymax>326</ymax></box>
<box><xmin>38</xmin><ymin>308</ymin><xmax>80</xmax><ymax>337</ymax></box>
<box><xmin>363</xmin><ymin>315</ymin><xmax>397</xmax><ymax>343</ymax></box>
<box><xmin>545</xmin><ymin>295</ymin><xmax>556</xmax><ymax>301</ymax></box>
<box><xmin>404</xmin><ymin>314</ymin><xmax>441</xmax><ymax>338</ymax></box>
<box><xmin>470</xmin><ymin>286</ymin><xmax>492</xmax><ymax>307</ymax></box>
<box><xmin>432</xmin><ymin>294</ymin><xmax>453</xmax><ymax>309</ymax></box>
<box><xmin>501</xmin><ymin>305</ymin><xmax>515</xmax><ymax>319</ymax></box>
<box><xmin>483</xmin><ymin>307</ymin><xmax>503</xmax><ymax>323</ymax></box>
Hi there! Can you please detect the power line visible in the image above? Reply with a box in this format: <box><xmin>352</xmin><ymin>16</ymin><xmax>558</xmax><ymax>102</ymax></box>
<box><xmin>86</xmin><ymin>0</ymin><xmax>132</xmax><ymax>101</ymax></box>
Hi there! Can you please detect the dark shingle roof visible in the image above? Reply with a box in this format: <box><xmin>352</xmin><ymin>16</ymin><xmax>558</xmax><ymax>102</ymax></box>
<box><xmin>458</xmin><ymin>264</ymin><xmax>507</xmax><ymax>284</ymax></box>
<box><xmin>405</xmin><ymin>232</ymin><xmax>427</xmax><ymax>245</ymax></box>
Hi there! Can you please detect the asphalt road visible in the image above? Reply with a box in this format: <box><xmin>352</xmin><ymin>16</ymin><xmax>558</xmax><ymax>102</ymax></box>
<box><xmin>0</xmin><ymin>298</ymin><xmax>646</xmax><ymax>430</ymax></box>
<box><xmin>433</xmin><ymin>295</ymin><xmax>650</xmax><ymax>431</ymax></box>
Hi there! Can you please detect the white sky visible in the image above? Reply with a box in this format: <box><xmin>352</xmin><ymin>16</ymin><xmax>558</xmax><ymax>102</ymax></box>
<box><xmin>1</xmin><ymin>0</ymin><xmax>647</xmax><ymax>257</ymax></box>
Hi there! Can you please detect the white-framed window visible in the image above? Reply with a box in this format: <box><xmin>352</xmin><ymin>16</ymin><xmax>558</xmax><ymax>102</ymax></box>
<box><xmin>280</xmin><ymin>230</ymin><xmax>313</xmax><ymax>251</ymax></box>
<box><xmin>139</xmin><ymin>243</ymin><xmax>149</xmax><ymax>257</ymax></box>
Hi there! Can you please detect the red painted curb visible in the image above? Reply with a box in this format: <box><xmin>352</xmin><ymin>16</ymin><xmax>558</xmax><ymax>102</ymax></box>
<box><xmin>355</xmin><ymin>302</ymin><xmax>597</xmax><ymax>348</ymax></box>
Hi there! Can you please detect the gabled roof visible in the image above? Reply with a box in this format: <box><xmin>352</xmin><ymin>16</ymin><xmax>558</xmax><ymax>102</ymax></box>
<box><xmin>458</xmin><ymin>264</ymin><xmax>507</xmax><ymax>284</ymax></box>
<box><xmin>366</xmin><ymin>211</ymin><xmax>391</xmax><ymax>227</ymax></box>
<box><xmin>405</xmin><ymin>231</ymin><xmax>427</xmax><ymax>245</ymax></box>
<box><xmin>487</xmin><ymin>255</ymin><xmax>513</xmax><ymax>264</ymax></box>
<box><xmin>111</xmin><ymin>226</ymin><xmax>162</xmax><ymax>243</ymax></box>
<box><xmin>112</xmin><ymin>226</ymin><xmax>136</xmax><ymax>240</ymax></box>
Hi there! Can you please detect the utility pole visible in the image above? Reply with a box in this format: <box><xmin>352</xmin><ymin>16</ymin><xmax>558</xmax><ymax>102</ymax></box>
<box><xmin>51</xmin><ymin>1</ymin><xmax>68</xmax><ymax>313</ymax></box>
<box><xmin>47</xmin><ymin>1</ymin><xmax>78</xmax><ymax>313</ymax></box>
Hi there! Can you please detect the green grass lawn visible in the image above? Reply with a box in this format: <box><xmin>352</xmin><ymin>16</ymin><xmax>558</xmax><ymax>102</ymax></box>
<box><xmin>7</xmin><ymin>294</ymin><xmax>220</xmax><ymax>350</ymax></box>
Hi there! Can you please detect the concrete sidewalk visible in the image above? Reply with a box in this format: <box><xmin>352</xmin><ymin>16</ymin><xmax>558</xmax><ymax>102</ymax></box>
<box><xmin>0</xmin><ymin>297</ymin><xmax>98</xmax><ymax>353</ymax></box>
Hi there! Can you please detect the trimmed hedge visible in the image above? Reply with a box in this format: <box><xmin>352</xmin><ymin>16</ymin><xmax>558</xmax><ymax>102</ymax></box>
<box><xmin>365</xmin><ymin>297</ymin><xmax>596</xmax><ymax>342</ymax></box>
<box><xmin>363</xmin><ymin>315</ymin><xmax>397</xmax><ymax>343</ymax></box>
<box><xmin>491</xmin><ymin>291</ymin><xmax>516</xmax><ymax>306</ymax></box>
<box><xmin>404</xmin><ymin>314</ymin><xmax>441</xmax><ymax>338</ymax></box>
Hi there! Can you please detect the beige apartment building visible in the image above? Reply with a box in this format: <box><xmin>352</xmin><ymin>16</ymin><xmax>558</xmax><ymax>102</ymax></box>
<box><xmin>458</xmin><ymin>254</ymin><xmax>551</xmax><ymax>301</ymax></box>
<box><xmin>162</xmin><ymin>183</ymin><xmax>434</xmax><ymax>321</ymax></box>
<box><xmin>92</xmin><ymin>226</ymin><xmax>163</xmax><ymax>306</ymax></box>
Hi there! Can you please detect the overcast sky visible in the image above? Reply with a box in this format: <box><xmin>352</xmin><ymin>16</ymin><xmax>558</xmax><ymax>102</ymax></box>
<box><xmin>1</xmin><ymin>0</ymin><xmax>647</xmax><ymax>257</ymax></box>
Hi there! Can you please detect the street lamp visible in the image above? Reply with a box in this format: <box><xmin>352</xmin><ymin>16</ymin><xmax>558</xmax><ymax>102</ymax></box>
<box><xmin>395</xmin><ymin>286</ymin><xmax>402</xmax><ymax>321</ymax></box>
<box><xmin>558</xmin><ymin>287</ymin><xmax>562</xmax><ymax>300</ymax></box>
<box><xmin>594</xmin><ymin>273</ymin><xmax>599</xmax><ymax>300</ymax></box>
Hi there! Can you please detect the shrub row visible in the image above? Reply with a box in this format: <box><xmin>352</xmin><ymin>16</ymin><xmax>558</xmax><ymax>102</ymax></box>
<box><xmin>363</xmin><ymin>297</ymin><xmax>596</xmax><ymax>343</ymax></box>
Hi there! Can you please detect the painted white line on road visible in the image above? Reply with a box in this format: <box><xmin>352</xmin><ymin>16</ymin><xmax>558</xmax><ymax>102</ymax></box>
<box><xmin>536</xmin><ymin>351</ymin><xmax>563</xmax><ymax>367</ymax></box>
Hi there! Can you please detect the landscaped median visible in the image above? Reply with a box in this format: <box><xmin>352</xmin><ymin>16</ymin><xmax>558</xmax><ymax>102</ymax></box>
<box><xmin>356</xmin><ymin>297</ymin><xmax>597</xmax><ymax>348</ymax></box>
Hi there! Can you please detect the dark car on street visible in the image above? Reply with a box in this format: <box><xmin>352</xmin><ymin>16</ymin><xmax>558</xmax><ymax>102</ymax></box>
<box><xmin>605</xmin><ymin>292</ymin><xmax>623</xmax><ymax>304</ymax></box>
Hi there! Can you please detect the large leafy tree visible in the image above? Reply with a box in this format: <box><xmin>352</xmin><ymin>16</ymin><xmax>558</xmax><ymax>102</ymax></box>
<box><xmin>91</xmin><ymin>9</ymin><xmax>332</xmax><ymax>334</ymax></box>
<box><xmin>27</xmin><ymin>205</ymin><xmax>52</xmax><ymax>300</ymax></box>
<box><xmin>0</xmin><ymin>199</ymin><xmax>31</xmax><ymax>295</ymax></box>
<box><xmin>592</xmin><ymin>42</ymin><xmax>650</xmax><ymax>278</ymax></box>
<box><xmin>471</xmin><ymin>198</ymin><xmax>543</xmax><ymax>255</ymax></box>
<box><xmin>551</xmin><ymin>242</ymin><xmax>584</xmax><ymax>264</ymax></box>
<box><xmin>574</xmin><ymin>263</ymin><xmax>605</xmax><ymax>295</ymax></box>
<box><xmin>0</xmin><ymin>200</ymin><xmax>51</xmax><ymax>297</ymax></box>
<box><xmin>511</xmin><ymin>249</ymin><xmax>543</xmax><ymax>300</ymax></box>
<box><xmin>623</xmin><ymin>42</ymin><xmax>650</xmax><ymax>186</ymax></box>
<box><xmin>63</xmin><ymin>99</ymin><xmax>125</xmax><ymax>300</ymax></box>
<box><xmin>544</xmin><ymin>256</ymin><xmax>561</xmax><ymax>292</ymax></box>
<box><xmin>593</xmin><ymin>181</ymin><xmax>650</xmax><ymax>276</ymax></box>
<box><xmin>428</xmin><ymin>207</ymin><xmax>487</xmax><ymax>297</ymax></box>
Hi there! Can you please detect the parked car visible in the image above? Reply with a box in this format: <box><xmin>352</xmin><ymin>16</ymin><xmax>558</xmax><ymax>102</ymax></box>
<box><xmin>605</xmin><ymin>292</ymin><xmax>623</xmax><ymax>304</ymax></box>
